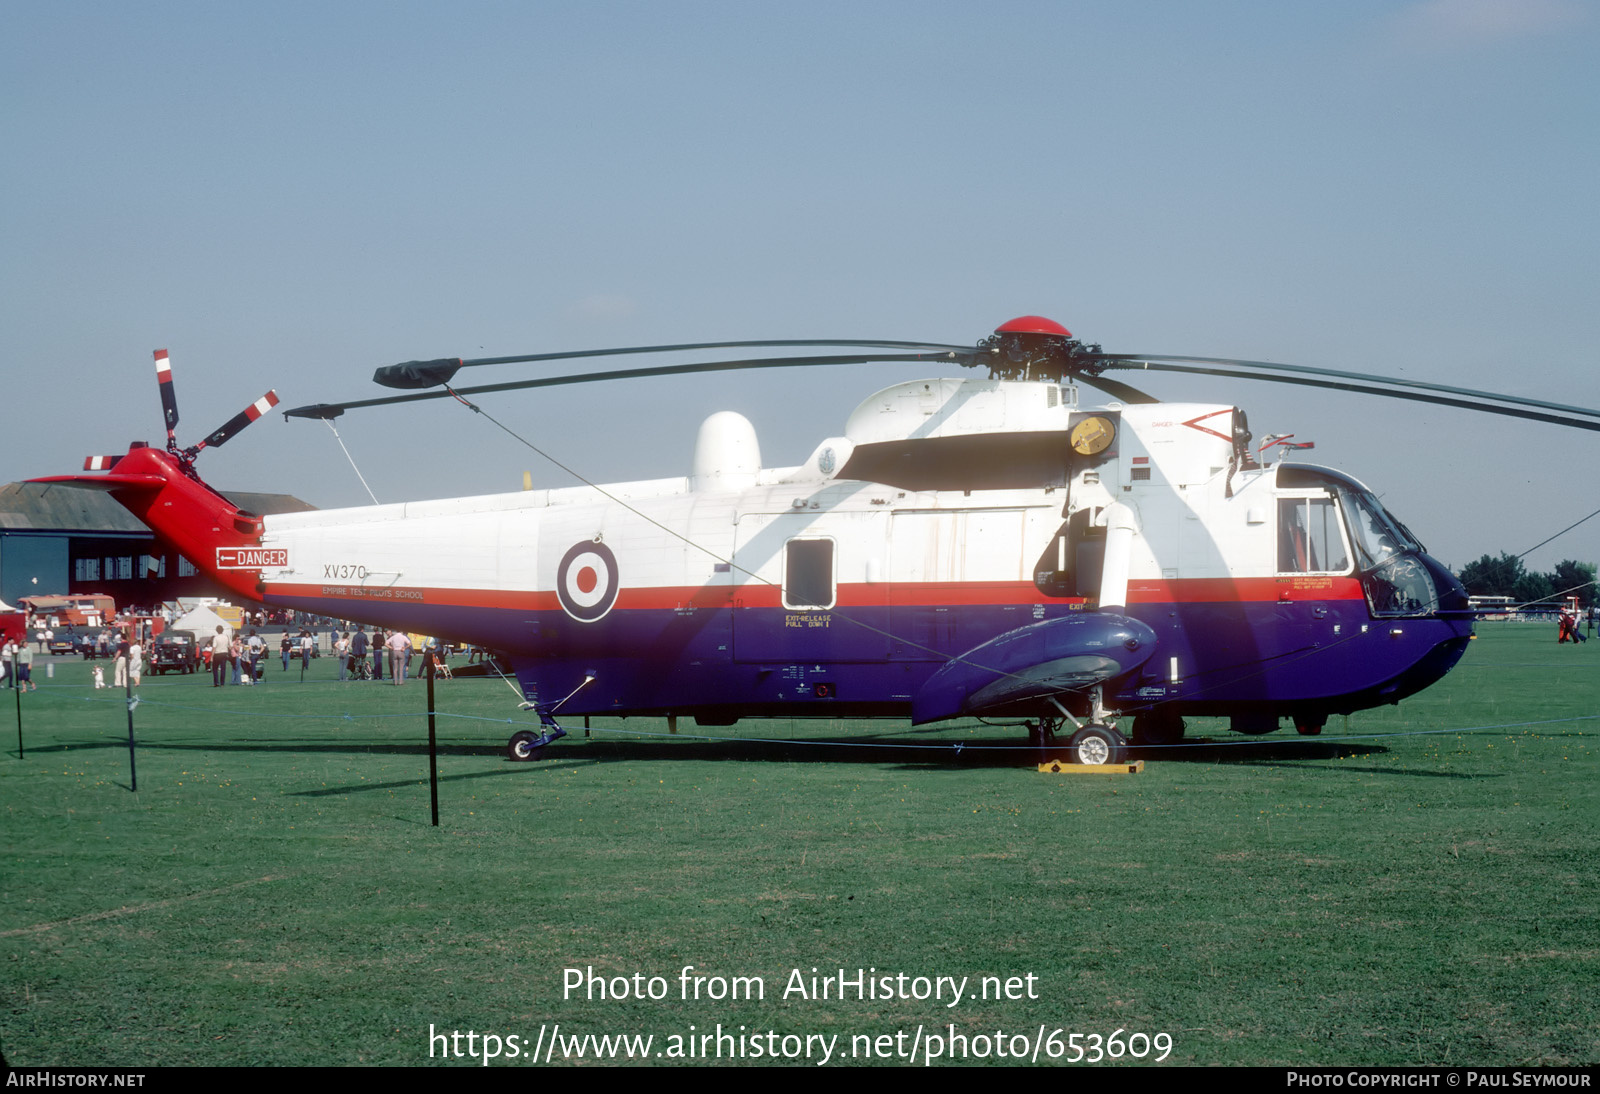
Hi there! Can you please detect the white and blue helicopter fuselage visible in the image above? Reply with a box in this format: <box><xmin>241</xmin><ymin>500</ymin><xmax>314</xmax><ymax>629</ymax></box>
<box><xmin>224</xmin><ymin>376</ymin><xmax>1473</xmax><ymax>746</ymax></box>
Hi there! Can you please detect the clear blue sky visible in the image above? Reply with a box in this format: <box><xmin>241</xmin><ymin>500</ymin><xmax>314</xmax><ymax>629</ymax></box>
<box><xmin>5</xmin><ymin>0</ymin><xmax>1596</xmax><ymax>573</ymax></box>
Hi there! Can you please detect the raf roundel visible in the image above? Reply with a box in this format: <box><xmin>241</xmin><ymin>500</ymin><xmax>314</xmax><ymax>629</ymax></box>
<box><xmin>556</xmin><ymin>541</ymin><xmax>620</xmax><ymax>622</ymax></box>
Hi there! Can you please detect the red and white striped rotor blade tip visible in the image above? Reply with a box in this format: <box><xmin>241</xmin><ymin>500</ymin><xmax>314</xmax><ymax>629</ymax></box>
<box><xmin>154</xmin><ymin>348</ymin><xmax>180</xmax><ymax>436</ymax></box>
<box><xmin>199</xmin><ymin>391</ymin><xmax>281</xmax><ymax>450</ymax></box>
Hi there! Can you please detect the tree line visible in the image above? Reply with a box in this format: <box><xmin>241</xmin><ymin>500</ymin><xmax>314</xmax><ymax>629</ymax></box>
<box><xmin>1456</xmin><ymin>555</ymin><xmax>1595</xmax><ymax>608</ymax></box>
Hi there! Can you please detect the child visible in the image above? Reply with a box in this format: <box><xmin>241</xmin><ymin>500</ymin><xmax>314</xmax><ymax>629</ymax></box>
<box><xmin>93</xmin><ymin>665</ymin><xmax>106</xmax><ymax>689</ymax></box>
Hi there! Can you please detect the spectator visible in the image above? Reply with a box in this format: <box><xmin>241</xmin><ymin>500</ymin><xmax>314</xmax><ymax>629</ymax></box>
<box><xmin>386</xmin><ymin>629</ymin><xmax>411</xmax><ymax>686</ymax></box>
<box><xmin>211</xmin><ymin>626</ymin><xmax>231</xmax><ymax>687</ymax></box>
<box><xmin>351</xmin><ymin>626</ymin><xmax>369</xmax><ymax>679</ymax></box>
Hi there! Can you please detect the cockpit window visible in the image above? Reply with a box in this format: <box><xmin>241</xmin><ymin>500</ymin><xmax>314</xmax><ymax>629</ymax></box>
<box><xmin>1342</xmin><ymin>491</ymin><xmax>1417</xmax><ymax>569</ymax></box>
<box><xmin>1278</xmin><ymin>497</ymin><xmax>1351</xmax><ymax>574</ymax></box>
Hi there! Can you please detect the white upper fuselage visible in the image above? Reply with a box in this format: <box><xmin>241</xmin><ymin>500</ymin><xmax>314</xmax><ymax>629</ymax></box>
<box><xmin>253</xmin><ymin>378</ymin><xmax>1313</xmax><ymax>625</ymax></box>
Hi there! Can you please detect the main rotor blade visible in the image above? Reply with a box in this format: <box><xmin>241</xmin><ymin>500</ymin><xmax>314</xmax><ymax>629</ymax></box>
<box><xmin>154</xmin><ymin>349</ymin><xmax>179</xmax><ymax>441</ymax></box>
<box><xmin>1075</xmin><ymin>373</ymin><xmax>1158</xmax><ymax>404</ymax></box>
<box><xmin>374</xmin><ymin>338</ymin><xmax>976</xmax><ymax>388</ymax></box>
<box><xmin>1102</xmin><ymin>358</ymin><xmax>1600</xmax><ymax>432</ymax></box>
<box><xmin>287</xmin><ymin>351</ymin><xmax>971</xmax><ymax>419</ymax></box>
<box><xmin>198</xmin><ymin>391</ymin><xmax>281</xmax><ymax>449</ymax></box>
<box><xmin>1100</xmin><ymin>354</ymin><xmax>1600</xmax><ymax>424</ymax></box>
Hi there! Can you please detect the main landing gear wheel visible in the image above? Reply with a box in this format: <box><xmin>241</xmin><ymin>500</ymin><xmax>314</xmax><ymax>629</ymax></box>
<box><xmin>1132</xmin><ymin>709</ymin><xmax>1186</xmax><ymax>748</ymax></box>
<box><xmin>506</xmin><ymin>730</ymin><xmax>543</xmax><ymax>762</ymax></box>
<box><xmin>1069</xmin><ymin>724</ymin><xmax>1128</xmax><ymax>766</ymax></box>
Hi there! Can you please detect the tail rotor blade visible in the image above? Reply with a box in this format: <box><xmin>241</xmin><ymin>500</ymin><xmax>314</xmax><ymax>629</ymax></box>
<box><xmin>83</xmin><ymin>455</ymin><xmax>124</xmax><ymax>471</ymax></box>
<box><xmin>154</xmin><ymin>349</ymin><xmax>180</xmax><ymax>441</ymax></box>
<box><xmin>198</xmin><ymin>391</ymin><xmax>280</xmax><ymax>451</ymax></box>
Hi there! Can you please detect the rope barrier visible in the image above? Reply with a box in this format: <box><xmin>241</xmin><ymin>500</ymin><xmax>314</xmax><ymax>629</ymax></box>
<box><xmin>27</xmin><ymin>680</ymin><xmax>1592</xmax><ymax>755</ymax></box>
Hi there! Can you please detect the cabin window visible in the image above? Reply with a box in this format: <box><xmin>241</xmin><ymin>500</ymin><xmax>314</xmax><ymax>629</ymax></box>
<box><xmin>783</xmin><ymin>538</ymin><xmax>835</xmax><ymax>610</ymax></box>
<box><xmin>1277</xmin><ymin>497</ymin><xmax>1351</xmax><ymax>574</ymax></box>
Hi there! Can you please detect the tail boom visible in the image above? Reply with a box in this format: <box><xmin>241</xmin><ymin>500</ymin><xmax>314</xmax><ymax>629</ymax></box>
<box><xmin>32</xmin><ymin>444</ymin><xmax>270</xmax><ymax>602</ymax></box>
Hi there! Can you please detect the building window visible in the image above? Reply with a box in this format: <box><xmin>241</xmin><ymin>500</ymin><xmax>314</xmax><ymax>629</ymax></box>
<box><xmin>178</xmin><ymin>555</ymin><xmax>198</xmax><ymax>577</ymax></box>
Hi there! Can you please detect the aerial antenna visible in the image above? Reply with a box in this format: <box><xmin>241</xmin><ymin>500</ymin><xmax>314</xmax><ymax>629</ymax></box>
<box><xmin>319</xmin><ymin>417</ymin><xmax>380</xmax><ymax>505</ymax></box>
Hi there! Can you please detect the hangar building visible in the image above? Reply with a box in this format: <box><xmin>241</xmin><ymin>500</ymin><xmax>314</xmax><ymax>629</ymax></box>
<box><xmin>0</xmin><ymin>480</ymin><xmax>315</xmax><ymax>609</ymax></box>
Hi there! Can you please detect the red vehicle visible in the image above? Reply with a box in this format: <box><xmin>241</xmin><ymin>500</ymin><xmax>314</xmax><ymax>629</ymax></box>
<box><xmin>0</xmin><ymin>610</ymin><xmax>24</xmax><ymax>648</ymax></box>
<box><xmin>19</xmin><ymin>593</ymin><xmax>116</xmax><ymax>628</ymax></box>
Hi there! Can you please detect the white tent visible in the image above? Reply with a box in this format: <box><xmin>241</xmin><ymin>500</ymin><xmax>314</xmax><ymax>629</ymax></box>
<box><xmin>170</xmin><ymin>604</ymin><xmax>230</xmax><ymax>640</ymax></box>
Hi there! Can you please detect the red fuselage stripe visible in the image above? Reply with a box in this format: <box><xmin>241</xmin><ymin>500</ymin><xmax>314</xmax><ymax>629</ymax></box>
<box><xmin>268</xmin><ymin>575</ymin><xmax>1366</xmax><ymax>611</ymax></box>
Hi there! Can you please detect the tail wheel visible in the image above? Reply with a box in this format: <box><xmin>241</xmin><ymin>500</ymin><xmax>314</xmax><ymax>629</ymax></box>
<box><xmin>1069</xmin><ymin>724</ymin><xmax>1127</xmax><ymax>766</ymax></box>
<box><xmin>506</xmin><ymin>730</ymin><xmax>543</xmax><ymax>762</ymax></box>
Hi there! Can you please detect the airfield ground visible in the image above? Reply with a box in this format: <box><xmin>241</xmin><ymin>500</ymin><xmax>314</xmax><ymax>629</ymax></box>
<box><xmin>1</xmin><ymin>625</ymin><xmax>1595</xmax><ymax>1067</ymax></box>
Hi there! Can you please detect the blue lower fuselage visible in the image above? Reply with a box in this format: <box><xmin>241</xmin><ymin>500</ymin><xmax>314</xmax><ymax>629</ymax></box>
<box><xmin>267</xmin><ymin>555</ymin><xmax>1473</xmax><ymax>729</ymax></box>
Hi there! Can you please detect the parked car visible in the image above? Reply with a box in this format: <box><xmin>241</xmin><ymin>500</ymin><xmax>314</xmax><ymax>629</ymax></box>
<box><xmin>150</xmin><ymin>630</ymin><xmax>202</xmax><ymax>675</ymax></box>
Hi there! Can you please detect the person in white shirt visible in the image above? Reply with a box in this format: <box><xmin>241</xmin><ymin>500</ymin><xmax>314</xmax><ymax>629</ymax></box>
<box><xmin>211</xmin><ymin>626</ymin><xmax>231</xmax><ymax>687</ymax></box>
<box><xmin>386</xmin><ymin>630</ymin><xmax>411</xmax><ymax>686</ymax></box>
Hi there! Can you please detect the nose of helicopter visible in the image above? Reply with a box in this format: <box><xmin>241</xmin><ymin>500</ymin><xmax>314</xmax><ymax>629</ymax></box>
<box><xmin>1420</xmin><ymin>552</ymin><xmax>1471</xmax><ymax>618</ymax></box>
<box><xmin>1358</xmin><ymin>551</ymin><xmax>1474</xmax><ymax>705</ymax></box>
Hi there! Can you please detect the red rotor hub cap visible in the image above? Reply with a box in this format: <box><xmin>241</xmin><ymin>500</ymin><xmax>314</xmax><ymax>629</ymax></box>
<box><xmin>994</xmin><ymin>315</ymin><xmax>1072</xmax><ymax>338</ymax></box>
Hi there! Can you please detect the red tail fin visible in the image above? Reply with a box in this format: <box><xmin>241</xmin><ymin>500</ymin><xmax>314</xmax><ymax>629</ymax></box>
<box><xmin>33</xmin><ymin>444</ymin><xmax>270</xmax><ymax>602</ymax></box>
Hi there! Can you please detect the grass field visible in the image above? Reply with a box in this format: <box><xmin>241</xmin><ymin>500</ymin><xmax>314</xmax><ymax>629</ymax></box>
<box><xmin>2</xmin><ymin>626</ymin><xmax>1596</xmax><ymax>1067</ymax></box>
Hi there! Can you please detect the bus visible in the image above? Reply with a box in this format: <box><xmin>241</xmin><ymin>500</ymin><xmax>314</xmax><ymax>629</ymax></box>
<box><xmin>1467</xmin><ymin>595</ymin><xmax>1516</xmax><ymax>620</ymax></box>
<box><xmin>18</xmin><ymin>593</ymin><xmax>117</xmax><ymax>628</ymax></box>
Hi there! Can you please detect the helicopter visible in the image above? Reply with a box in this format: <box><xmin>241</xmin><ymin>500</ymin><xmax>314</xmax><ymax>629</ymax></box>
<box><xmin>37</xmin><ymin>317</ymin><xmax>1600</xmax><ymax>764</ymax></box>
